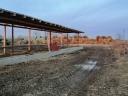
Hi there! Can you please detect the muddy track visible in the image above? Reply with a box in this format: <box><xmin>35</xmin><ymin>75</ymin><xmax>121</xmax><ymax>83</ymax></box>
<box><xmin>0</xmin><ymin>47</ymin><xmax>115</xmax><ymax>96</ymax></box>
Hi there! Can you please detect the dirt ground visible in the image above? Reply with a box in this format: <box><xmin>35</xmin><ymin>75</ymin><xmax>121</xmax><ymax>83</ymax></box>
<box><xmin>73</xmin><ymin>56</ymin><xmax>128</xmax><ymax>96</ymax></box>
<box><xmin>0</xmin><ymin>47</ymin><xmax>127</xmax><ymax>96</ymax></box>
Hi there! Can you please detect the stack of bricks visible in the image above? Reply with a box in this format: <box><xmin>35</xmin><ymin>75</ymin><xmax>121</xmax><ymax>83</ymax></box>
<box><xmin>50</xmin><ymin>35</ymin><xmax>113</xmax><ymax>45</ymax></box>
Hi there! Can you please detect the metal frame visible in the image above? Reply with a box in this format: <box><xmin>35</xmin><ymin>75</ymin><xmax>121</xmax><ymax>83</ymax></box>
<box><xmin>0</xmin><ymin>8</ymin><xmax>84</xmax><ymax>33</ymax></box>
<box><xmin>0</xmin><ymin>8</ymin><xmax>84</xmax><ymax>55</ymax></box>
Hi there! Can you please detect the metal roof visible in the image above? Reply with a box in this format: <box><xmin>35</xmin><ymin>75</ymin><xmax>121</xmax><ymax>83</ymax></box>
<box><xmin>0</xmin><ymin>8</ymin><xmax>84</xmax><ymax>33</ymax></box>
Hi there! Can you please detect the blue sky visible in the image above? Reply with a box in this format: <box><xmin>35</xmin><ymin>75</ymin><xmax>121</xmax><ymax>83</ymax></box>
<box><xmin>0</xmin><ymin>0</ymin><xmax>128</xmax><ymax>39</ymax></box>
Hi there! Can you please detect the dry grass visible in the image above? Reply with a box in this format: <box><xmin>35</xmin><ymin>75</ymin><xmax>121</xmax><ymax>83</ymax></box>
<box><xmin>77</xmin><ymin>56</ymin><xmax>128</xmax><ymax>96</ymax></box>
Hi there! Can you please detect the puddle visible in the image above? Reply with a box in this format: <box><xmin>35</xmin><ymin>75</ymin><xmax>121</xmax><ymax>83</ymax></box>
<box><xmin>75</xmin><ymin>60</ymin><xmax>97</xmax><ymax>71</ymax></box>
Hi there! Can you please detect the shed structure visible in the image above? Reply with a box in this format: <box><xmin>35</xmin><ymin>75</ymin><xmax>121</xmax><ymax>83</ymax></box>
<box><xmin>0</xmin><ymin>8</ymin><xmax>84</xmax><ymax>55</ymax></box>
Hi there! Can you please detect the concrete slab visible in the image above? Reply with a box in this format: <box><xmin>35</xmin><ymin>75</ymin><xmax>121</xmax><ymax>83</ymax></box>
<box><xmin>0</xmin><ymin>47</ymin><xmax>83</xmax><ymax>66</ymax></box>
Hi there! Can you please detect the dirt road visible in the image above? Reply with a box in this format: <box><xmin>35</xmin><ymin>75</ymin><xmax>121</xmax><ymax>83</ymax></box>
<box><xmin>0</xmin><ymin>47</ymin><xmax>119</xmax><ymax>96</ymax></box>
<box><xmin>72</xmin><ymin>55</ymin><xmax>128</xmax><ymax>96</ymax></box>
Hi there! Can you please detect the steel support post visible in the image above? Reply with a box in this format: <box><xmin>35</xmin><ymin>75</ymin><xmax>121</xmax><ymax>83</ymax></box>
<box><xmin>78</xmin><ymin>33</ymin><xmax>80</xmax><ymax>46</ymax></box>
<box><xmin>48</xmin><ymin>31</ymin><xmax>51</xmax><ymax>52</ymax></box>
<box><xmin>11</xmin><ymin>24</ymin><xmax>14</xmax><ymax>54</ymax></box>
<box><xmin>67</xmin><ymin>33</ymin><xmax>69</xmax><ymax>47</ymax></box>
<box><xmin>60</xmin><ymin>33</ymin><xmax>63</xmax><ymax>47</ymax></box>
<box><xmin>28</xmin><ymin>29</ymin><xmax>31</xmax><ymax>51</ymax></box>
<box><xmin>45</xmin><ymin>31</ymin><xmax>47</xmax><ymax>44</ymax></box>
<box><xmin>3</xmin><ymin>25</ymin><xmax>7</xmax><ymax>55</ymax></box>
